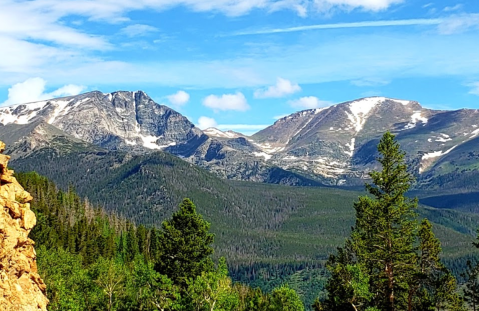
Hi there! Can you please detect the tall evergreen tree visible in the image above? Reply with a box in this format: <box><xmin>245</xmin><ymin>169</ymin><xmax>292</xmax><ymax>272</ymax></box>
<box><xmin>316</xmin><ymin>132</ymin><xmax>462</xmax><ymax>311</ymax></box>
<box><xmin>155</xmin><ymin>198</ymin><xmax>215</xmax><ymax>288</ymax></box>
<box><xmin>351</xmin><ymin>131</ymin><xmax>417</xmax><ymax>311</ymax></box>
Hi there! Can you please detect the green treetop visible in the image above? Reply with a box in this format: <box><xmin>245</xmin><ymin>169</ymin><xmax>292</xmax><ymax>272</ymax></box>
<box><xmin>352</xmin><ymin>131</ymin><xmax>418</xmax><ymax>311</ymax></box>
<box><xmin>155</xmin><ymin>198</ymin><xmax>215</xmax><ymax>288</ymax></box>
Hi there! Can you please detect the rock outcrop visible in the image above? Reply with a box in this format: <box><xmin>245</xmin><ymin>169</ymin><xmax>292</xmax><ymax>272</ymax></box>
<box><xmin>0</xmin><ymin>140</ymin><xmax>48</xmax><ymax>310</ymax></box>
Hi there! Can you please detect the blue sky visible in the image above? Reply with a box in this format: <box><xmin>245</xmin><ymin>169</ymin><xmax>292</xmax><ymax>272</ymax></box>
<box><xmin>1</xmin><ymin>0</ymin><xmax>478</xmax><ymax>134</ymax></box>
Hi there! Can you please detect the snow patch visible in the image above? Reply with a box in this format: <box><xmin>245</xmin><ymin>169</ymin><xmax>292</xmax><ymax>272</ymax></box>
<box><xmin>471</xmin><ymin>128</ymin><xmax>479</xmax><ymax>138</ymax></box>
<box><xmin>253</xmin><ymin>152</ymin><xmax>272</xmax><ymax>161</ymax></box>
<box><xmin>422</xmin><ymin>145</ymin><xmax>457</xmax><ymax>160</ymax></box>
<box><xmin>0</xmin><ymin>100</ymin><xmax>49</xmax><ymax>125</ymax></box>
<box><xmin>139</xmin><ymin>134</ymin><xmax>175</xmax><ymax>150</ymax></box>
<box><xmin>203</xmin><ymin>128</ymin><xmax>241</xmax><ymax>139</ymax></box>
<box><xmin>47</xmin><ymin>100</ymin><xmax>70</xmax><ymax>124</ymax></box>
<box><xmin>345</xmin><ymin>138</ymin><xmax>355</xmax><ymax>157</ymax></box>
<box><xmin>419</xmin><ymin>145</ymin><xmax>458</xmax><ymax>173</ymax></box>
<box><xmin>346</xmin><ymin>97</ymin><xmax>382</xmax><ymax>132</ymax></box>
<box><xmin>435</xmin><ymin>134</ymin><xmax>452</xmax><ymax>142</ymax></box>
<box><xmin>252</xmin><ymin>142</ymin><xmax>285</xmax><ymax>153</ymax></box>
<box><xmin>157</xmin><ymin>142</ymin><xmax>177</xmax><ymax>149</ymax></box>
<box><xmin>404</xmin><ymin>111</ymin><xmax>428</xmax><ymax>129</ymax></box>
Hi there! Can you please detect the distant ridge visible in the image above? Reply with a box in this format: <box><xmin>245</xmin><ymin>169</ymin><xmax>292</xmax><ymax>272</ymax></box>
<box><xmin>2</xmin><ymin>91</ymin><xmax>479</xmax><ymax>188</ymax></box>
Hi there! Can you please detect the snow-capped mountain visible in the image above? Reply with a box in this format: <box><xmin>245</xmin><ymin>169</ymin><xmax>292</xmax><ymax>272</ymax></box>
<box><xmin>0</xmin><ymin>91</ymin><xmax>207</xmax><ymax>154</ymax></box>
<box><xmin>2</xmin><ymin>91</ymin><xmax>479</xmax><ymax>187</ymax></box>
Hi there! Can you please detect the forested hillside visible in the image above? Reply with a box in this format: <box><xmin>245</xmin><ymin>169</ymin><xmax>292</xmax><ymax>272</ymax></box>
<box><xmin>11</xmin><ymin>148</ymin><xmax>479</xmax><ymax>265</ymax></box>
<box><xmin>13</xmin><ymin>146</ymin><xmax>479</xmax><ymax>308</ymax></box>
<box><xmin>18</xmin><ymin>172</ymin><xmax>306</xmax><ymax>310</ymax></box>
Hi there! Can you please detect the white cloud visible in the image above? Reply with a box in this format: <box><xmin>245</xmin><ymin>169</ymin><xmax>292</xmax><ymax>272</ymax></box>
<box><xmin>167</xmin><ymin>90</ymin><xmax>190</xmax><ymax>106</ymax></box>
<box><xmin>314</xmin><ymin>0</ymin><xmax>404</xmax><ymax>12</ymax></box>
<box><xmin>120</xmin><ymin>24</ymin><xmax>159</xmax><ymax>37</ymax></box>
<box><xmin>0</xmin><ymin>2</ymin><xmax>110</xmax><ymax>50</ymax></box>
<box><xmin>197</xmin><ymin>116</ymin><xmax>218</xmax><ymax>129</ymax></box>
<box><xmin>203</xmin><ymin>92</ymin><xmax>249</xmax><ymax>111</ymax></box>
<box><xmin>254</xmin><ymin>77</ymin><xmax>301</xmax><ymax>98</ymax></box>
<box><xmin>444</xmin><ymin>4</ymin><xmax>462</xmax><ymax>12</ymax></box>
<box><xmin>469</xmin><ymin>82</ymin><xmax>479</xmax><ymax>96</ymax></box>
<box><xmin>438</xmin><ymin>14</ymin><xmax>479</xmax><ymax>34</ymax></box>
<box><xmin>50</xmin><ymin>84</ymin><xmax>86</xmax><ymax>97</ymax></box>
<box><xmin>288</xmin><ymin>96</ymin><xmax>332</xmax><ymax>109</ymax></box>
<box><xmin>1</xmin><ymin>77</ymin><xmax>85</xmax><ymax>106</ymax></box>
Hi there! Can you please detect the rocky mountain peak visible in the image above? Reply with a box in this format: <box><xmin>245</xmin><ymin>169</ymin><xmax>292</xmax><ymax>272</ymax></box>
<box><xmin>0</xmin><ymin>90</ymin><xmax>206</xmax><ymax>154</ymax></box>
<box><xmin>0</xmin><ymin>140</ymin><xmax>48</xmax><ymax>310</ymax></box>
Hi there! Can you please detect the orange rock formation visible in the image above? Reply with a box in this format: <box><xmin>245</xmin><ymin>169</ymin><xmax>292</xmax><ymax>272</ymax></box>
<box><xmin>0</xmin><ymin>140</ymin><xmax>48</xmax><ymax>310</ymax></box>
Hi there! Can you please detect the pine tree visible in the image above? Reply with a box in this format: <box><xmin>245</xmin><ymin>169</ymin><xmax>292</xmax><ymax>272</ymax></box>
<box><xmin>155</xmin><ymin>198</ymin><xmax>215</xmax><ymax>288</ymax></box>
<box><xmin>317</xmin><ymin>132</ymin><xmax>462</xmax><ymax>311</ymax></box>
<box><xmin>351</xmin><ymin>132</ymin><xmax>417</xmax><ymax>311</ymax></box>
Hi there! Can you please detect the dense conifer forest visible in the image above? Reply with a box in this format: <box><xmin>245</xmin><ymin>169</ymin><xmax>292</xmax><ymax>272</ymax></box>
<box><xmin>15</xmin><ymin>132</ymin><xmax>479</xmax><ymax>310</ymax></box>
<box><xmin>18</xmin><ymin>172</ymin><xmax>305</xmax><ymax>310</ymax></box>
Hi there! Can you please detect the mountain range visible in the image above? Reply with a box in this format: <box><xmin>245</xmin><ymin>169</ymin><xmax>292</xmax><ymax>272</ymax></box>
<box><xmin>2</xmin><ymin>90</ymin><xmax>479</xmax><ymax>307</ymax></box>
<box><xmin>1</xmin><ymin>90</ymin><xmax>479</xmax><ymax>190</ymax></box>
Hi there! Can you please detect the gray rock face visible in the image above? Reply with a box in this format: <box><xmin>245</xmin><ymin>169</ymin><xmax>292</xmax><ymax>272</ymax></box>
<box><xmin>2</xmin><ymin>92</ymin><xmax>479</xmax><ymax>187</ymax></box>
<box><xmin>0</xmin><ymin>91</ymin><xmax>207</xmax><ymax>154</ymax></box>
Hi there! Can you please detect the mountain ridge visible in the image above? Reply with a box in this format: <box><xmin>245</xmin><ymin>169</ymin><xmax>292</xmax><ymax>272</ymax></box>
<box><xmin>2</xmin><ymin>90</ymin><xmax>479</xmax><ymax>187</ymax></box>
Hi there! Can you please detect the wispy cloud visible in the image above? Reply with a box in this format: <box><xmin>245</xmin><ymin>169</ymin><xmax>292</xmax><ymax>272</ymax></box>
<box><xmin>232</xmin><ymin>18</ymin><xmax>443</xmax><ymax>36</ymax></box>
<box><xmin>120</xmin><ymin>24</ymin><xmax>159</xmax><ymax>37</ymax></box>
<box><xmin>444</xmin><ymin>4</ymin><xmax>463</xmax><ymax>12</ymax></box>
<box><xmin>438</xmin><ymin>14</ymin><xmax>479</xmax><ymax>34</ymax></box>
<box><xmin>351</xmin><ymin>78</ymin><xmax>390</xmax><ymax>87</ymax></box>
<box><xmin>0</xmin><ymin>2</ymin><xmax>110</xmax><ymax>50</ymax></box>
<box><xmin>469</xmin><ymin>82</ymin><xmax>479</xmax><ymax>96</ymax></box>
<box><xmin>313</xmin><ymin>0</ymin><xmax>404</xmax><ymax>12</ymax></box>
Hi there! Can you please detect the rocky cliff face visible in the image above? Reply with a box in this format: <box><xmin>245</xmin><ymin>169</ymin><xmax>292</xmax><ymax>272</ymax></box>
<box><xmin>0</xmin><ymin>91</ymin><xmax>207</xmax><ymax>155</ymax></box>
<box><xmin>0</xmin><ymin>141</ymin><xmax>48</xmax><ymax>310</ymax></box>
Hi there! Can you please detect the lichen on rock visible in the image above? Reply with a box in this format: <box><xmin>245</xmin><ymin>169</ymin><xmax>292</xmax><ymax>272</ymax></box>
<box><xmin>0</xmin><ymin>140</ymin><xmax>48</xmax><ymax>311</ymax></box>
